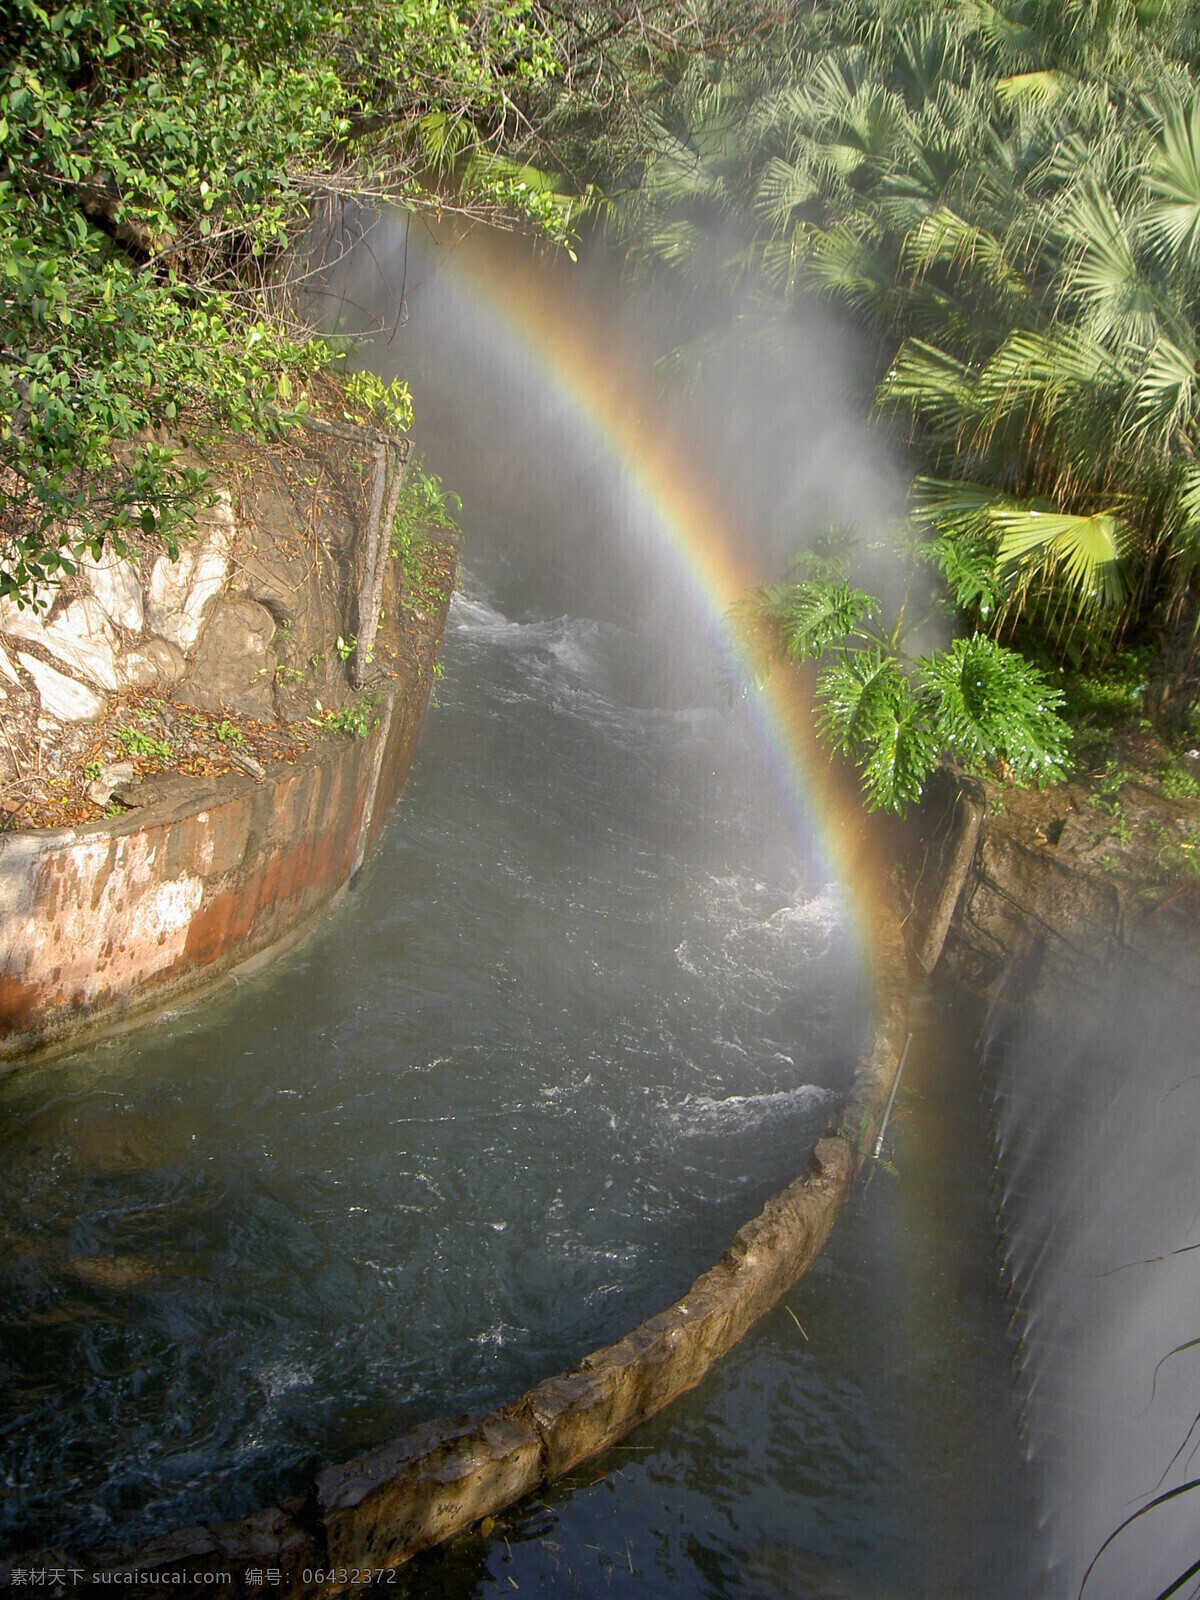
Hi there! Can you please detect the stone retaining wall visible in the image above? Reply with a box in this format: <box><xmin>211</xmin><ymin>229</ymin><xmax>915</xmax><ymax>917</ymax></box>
<box><xmin>26</xmin><ymin>902</ymin><xmax>909</xmax><ymax>1592</ymax></box>
<box><xmin>0</xmin><ymin>573</ymin><xmax>452</xmax><ymax>1064</ymax></box>
<box><xmin>909</xmin><ymin>764</ymin><xmax>1200</xmax><ymax>1010</ymax></box>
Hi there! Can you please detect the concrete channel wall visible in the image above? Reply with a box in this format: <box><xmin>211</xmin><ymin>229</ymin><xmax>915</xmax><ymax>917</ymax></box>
<box><xmin>0</xmin><ymin>592</ymin><xmax>450</xmax><ymax>1066</ymax></box>
<box><xmin>909</xmin><ymin>763</ymin><xmax>1200</xmax><ymax>1011</ymax></box>
<box><xmin>18</xmin><ymin>904</ymin><xmax>910</xmax><ymax>1592</ymax></box>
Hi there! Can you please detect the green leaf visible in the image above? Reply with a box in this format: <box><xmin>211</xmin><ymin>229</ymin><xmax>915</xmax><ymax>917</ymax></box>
<box><xmin>919</xmin><ymin>635</ymin><xmax>1071</xmax><ymax>786</ymax></box>
<box><xmin>914</xmin><ymin>480</ymin><xmax>1130</xmax><ymax>613</ymax></box>
<box><xmin>928</xmin><ymin>533</ymin><xmax>1001</xmax><ymax>622</ymax></box>
<box><xmin>1142</xmin><ymin>94</ymin><xmax>1200</xmax><ymax>280</ymax></box>
<box><xmin>1056</xmin><ymin>182</ymin><xmax>1161</xmax><ymax>345</ymax></box>
<box><xmin>899</xmin><ymin>209</ymin><xmax>1025</xmax><ymax>303</ymax></box>
<box><xmin>758</xmin><ymin>579</ymin><xmax>880</xmax><ymax>661</ymax></box>
<box><xmin>815</xmin><ymin>649</ymin><xmax>937</xmax><ymax>813</ymax></box>
<box><xmin>803</xmin><ymin>226</ymin><xmax>895</xmax><ymax>322</ymax></box>
<box><xmin>990</xmin><ymin>504</ymin><xmax>1130</xmax><ymax>611</ymax></box>
<box><xmin>880</xmin><ymin>341</ymin><xmax>976</xmax><ymax>445</ymax></box>
<box><xmin>994</xmin><ymin>71</ymin><xmax>1069</xmax><ymax>105</ymax></box>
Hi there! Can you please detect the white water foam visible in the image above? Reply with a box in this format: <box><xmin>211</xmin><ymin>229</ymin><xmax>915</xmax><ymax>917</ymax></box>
<box><xmin>671</xmin><ymin>1083</ymin><xmax>836</xmax><ymax>1137</ymax></box>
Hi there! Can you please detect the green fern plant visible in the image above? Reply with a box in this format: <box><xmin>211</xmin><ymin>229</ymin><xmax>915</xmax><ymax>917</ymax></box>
<box><xmin>744</xmin><ymin>548</ymin><xmax>1071</xmax><ymax>813</ymax></box>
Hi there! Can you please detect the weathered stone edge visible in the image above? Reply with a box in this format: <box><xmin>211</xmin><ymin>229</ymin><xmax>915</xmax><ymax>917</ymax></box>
<box><xmin>10</xmin><ymin>899</ymin><xmax>908</xmax><ymax>1593</ymax></box>
<box><xmin>0</xmin><ymin>550</ymin><xmax>456</xmax><ymax>1068</ymax></box>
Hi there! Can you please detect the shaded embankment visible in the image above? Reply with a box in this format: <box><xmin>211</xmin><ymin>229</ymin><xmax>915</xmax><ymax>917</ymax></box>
<box><xmin>912</xmin><ymin>765</ymin><xmax>1200</xmax><ymax>1600</ymax></box>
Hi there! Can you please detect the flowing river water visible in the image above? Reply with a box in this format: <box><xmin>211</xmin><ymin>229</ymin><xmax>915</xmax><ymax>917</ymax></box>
<box><xmin>0</xmin><ymin>523</ymin><xmax>1039</xmax><ymax>1595</ymax></box>
<box><xmin>0</xmin><ymin>231</ymin><xmax>1049</xmax><ymax>1593</ymax></box>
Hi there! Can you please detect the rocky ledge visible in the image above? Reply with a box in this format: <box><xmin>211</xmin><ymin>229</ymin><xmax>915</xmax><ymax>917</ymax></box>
<box><xmin>909</xmin><ymin>757</ymin><xmax>1200</xmax><ymax>1011</ymax></box>
<box><xmin>0</xmin><ymin>425</ymin><xmax>457</xmax><ymax>1062</ymax></box>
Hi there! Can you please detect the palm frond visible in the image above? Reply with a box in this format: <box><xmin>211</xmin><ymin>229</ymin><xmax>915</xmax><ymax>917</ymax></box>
<box><xmin>879</xmin><ymin>339</ymin><xmax>978</xmax><ymax>442</ymax></box>
<box><xmin>989</xmin><ymin>503</ymin><xmax>1131</xmax><ymax>610</ymax></box>
<box><xmin>955</xmin><ymin>0</ymin><xmax>1038</xmax><ymax>65</ymax></box>
<box><xmin>1167</xmin><ymin>461</ymin><xmax>1200</xmax><ymax>573</ymax></box>
<box><xmin>1123</xmin><ymin>333</ymin><xmax>1199</xmax><ymax>452</ymax></box>
<box><xmin>1141</xmin><ymin>93</ymin><xmax>1200</xmax><ymax>282</ymax></box>
<box><xmin>911</xmin><ymin>475</ymin><xmax>1007</xmax><ymax>540</ymax></box>
<box><xmin>972</xmin><ymin>326</ymin><xmax>1119</xmax><ymax>436</ymax></box>
<box><xmin>900</xmin><ymin>205</ymin><xmax>1027</xmax><ymax>302</ymax></box>
<box><xmin>912</xmin><ymin>478</ymin><xmax>1130</xmax><ymax>612</ymax></box>
<box><xmin>995</xmin><ymin>71</ymin><xmax>1071</xmax><ymax>106</ymax></box>
<box><xmin>632</xmin><ymin>217</ymin><xmax>708</xmax><ymax>272</ymax></box>
<box><xmin>754</xmin><ymin>155</ymin><xmax>821</xmax><ymax>231</ymax></box>
<box><xmin>803</xmin><ymin>224</ymin><xmax>895</xmax><ymax>320</ymax></box>
<box><xmin>1055</xmin><ymin>181</ymin><xmax>1163</xmax><ymax>345</ymax></box>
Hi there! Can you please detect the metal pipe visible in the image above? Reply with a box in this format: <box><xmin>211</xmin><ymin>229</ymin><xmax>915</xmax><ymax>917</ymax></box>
<box><xmin>873</xmin><ymin>1031</ymin><xmax>914</xmax><ymax>1160</ymax></box>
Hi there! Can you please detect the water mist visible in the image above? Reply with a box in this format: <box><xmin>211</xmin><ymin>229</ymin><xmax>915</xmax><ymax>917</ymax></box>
<box><xmin>986</xmin><ymin>951</ymin><xmax>1200</xmax><ymax>1600</ymax></box>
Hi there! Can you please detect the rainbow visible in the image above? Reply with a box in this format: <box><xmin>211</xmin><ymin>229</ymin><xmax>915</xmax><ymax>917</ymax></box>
<box><xmin>420</xmin><ymin>230</ymin><xmax>883</xmax><ymax>958</ymax></box>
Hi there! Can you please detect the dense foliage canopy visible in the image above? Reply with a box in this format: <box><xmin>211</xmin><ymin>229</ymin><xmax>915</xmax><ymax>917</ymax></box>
<box><xmin>0</xmin><ymin>1</ymin><xmax>515</xmax><ymax>594</ymax></box>
<box><xmin>610</xmin><ymin>0</ymin><xmax>1200</xmax><ymax>806</ymax></box>
<box><xmin>0</xmin><ymin>0</ymin><xmax>740</xmax><ymax>603</ymax></box>
<box><xmin>8</xmin><ymin>0</ymin><xmax>1200</xmax><ymax>810</ymax></box>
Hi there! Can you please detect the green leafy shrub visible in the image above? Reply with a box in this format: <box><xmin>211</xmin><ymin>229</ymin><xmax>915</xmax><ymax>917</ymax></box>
<box><xmin>309</xmin><ymin>692</ymin><xmax>381</xmax><ymax>738</ymax></box>
<box><xmin>751</xmin><ymin>565</ymin><xmax>1071</xmax><ymax>813</ymax></box>
<box><xmin>390</xmin><ymin>456</ymin><xmax>463</xmax><ymax>563</ymax></box>
<box><xmin>212</xmin><ymin>718</ymin><xmax>246</xmax><ymax>747</ymax></box>
<box><xmin>0</xmin><ymin>0</ymin><xmax>575</xmax><ymax>607</ymax></box>
<box><xmin>112</xmin><ymin>726</ymin><xmax>173</xmax><ymax>763</ymax></box>
<box><xmin>1160</xmin><ymin>762</ymin><xmax>1200</xmax><ymax>801</ymax></box>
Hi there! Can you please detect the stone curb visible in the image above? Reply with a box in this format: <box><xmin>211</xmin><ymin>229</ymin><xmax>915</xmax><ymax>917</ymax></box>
<box><xmin>0</xmin><ymin>552</ymin><xmax>456</xmax><ymax>1068</ymax></box>
<box><xmin>11</xmin><ymin>899</ymin><xmax>909</xmax><ymax>1592</ymax></box>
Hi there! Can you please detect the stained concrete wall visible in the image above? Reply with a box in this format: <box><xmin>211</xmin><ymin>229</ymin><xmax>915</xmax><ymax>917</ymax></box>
<box><xmin>909</xmin><ymin>764</ymin><xmax>1200</xmax><ymax>1012</ymax></box>
<box><xmin>0</xmin><ymin>579</ymin><xmax>451</xmax><ymax>1065</ymax></box>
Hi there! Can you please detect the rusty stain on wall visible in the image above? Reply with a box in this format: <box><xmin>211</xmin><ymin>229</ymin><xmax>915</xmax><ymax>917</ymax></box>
<box><xmin>0</xmin><ymin>587</ymin><xmax>451</xmax><ymax>1065</ymax></box>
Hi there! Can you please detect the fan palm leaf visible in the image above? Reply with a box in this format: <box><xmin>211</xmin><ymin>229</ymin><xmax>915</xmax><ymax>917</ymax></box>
<box><xmin>900</xmin><ymin>205</ymin><xmax>1028</xmax><ymax>302</ymax></box>
<box><xmin>1123</xmin><ymin>332</ymin><xmax>1200</xmax><ymax>452</ymax></box>
<box><xmin>803</xmin><ymin>224</ymin><xmax>895</xmax><ymax>320</ymax></box>
<box><xmin>971</xmin><ymin>326</ymin><xmax>1120</xmax><ymax>443</ymax></box>
<box><xmin>1055</xmin><ymin>180</ymin><xmax>1165</xmax><ymax>345</ymax></box>
<box><xmin>913</xmin><ymin>478</ymin><xmax>1131</xmax><ymax>612</ymax></box>
<box><xmin>1141</xmin><ymin>92</ymin><xmax>1200</xmax><ymax>282</ymax></box>
<box><xmin>879</xmin><ymin>339</ymin><xmax>978</xmax><ymax>443</ymax></box>
<box><xmin>956</xmin><ymin>0</ymin><xmax>1038</xmax><ymax>64</ymax></box>
<box><xmin>821</xmin><ymin>84</ymin><xmax>910</xmax><ymax>180</ymax></box>
<box><xmin>995</xmin><ymin>70</ymin><xmax>1073</xmax><ymax>105</ymax></box>
<box><xmin>1166</xmin><ymin>461</ymin><xmax>1200</xmax><ymax>578</ymax></box>
<box><xmin>990</xmin><ymin>502</ymin><xmax>1131</xmax><ymax>608</ymax></box>
<box><xmin>754</xmin><ymin>154</ymin><xmax>822</xmax><ymax>231</ymax></box>
<box><xmin>890</xmin><ymin>17</ymin><xmax>969</xmax><ymax>112</ymax></box>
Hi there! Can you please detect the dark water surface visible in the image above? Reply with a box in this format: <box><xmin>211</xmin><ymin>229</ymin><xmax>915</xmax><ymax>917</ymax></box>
<box><xmin>391</xmin><ymin>986</ymin><xmax>1038</xmax><ymax>1600</ymax></box>
<box><xmin>0</xmin><ymin>533</ymin><xmax>869</xmax><ymax>1555</ymax></box>
<box><xmin>0</xmin><ymin>526</ymin><xmax>1040</xmax><ymax>1591</ymax></box>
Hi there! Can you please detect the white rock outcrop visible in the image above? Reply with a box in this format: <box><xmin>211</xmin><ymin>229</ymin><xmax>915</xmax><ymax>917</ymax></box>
<box><xmin>1</xmin><ymin>487</ymin><xmax>240</xmax><ymax>721</ymax></box>
<box><xmin>81</xmin><ymin>545</ymin><xmax>144</xmax><ymax>633</ymax></box>
<box><xmin>44</xmin><ymin>596</ymin><xmax>123</xmax><ymax>691</ymax></box>
<box><xmin>0</xmin><ymin>599</ymin><xmax>50</xmax><ymax>652</ymax></box>
<box><xmin>145</xmin><ymin>497</ymin><xmax>234</xmax><ymax>652</ymax></box>
<box><xmin>118</xmin><ymin>638</ymin><xmax>187</xmax><ymax>690</ymax></box>
<box><xmin>1</xmin><ymin>595</ymin><xmax>121</xmax><ymax>691</ymax></box>
<box><xmin>16</xmin><ymin>653</ymin><xmax>107</xmax><ymax>721</ymax></box>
